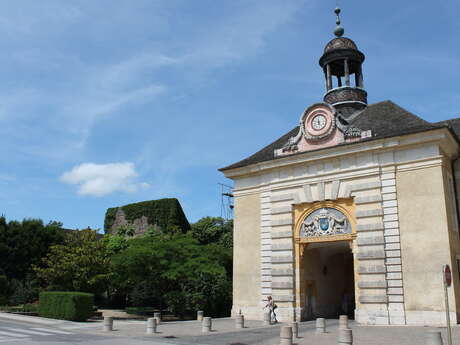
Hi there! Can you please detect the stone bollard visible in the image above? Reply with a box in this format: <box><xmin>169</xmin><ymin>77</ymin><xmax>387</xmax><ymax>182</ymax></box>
<box><xmin>339</xmin><ymin>315</ymin><xmax>349</xmax><ymax>330</ymax></box>
<box><xmin>290</xmin><ymin>322</ymin><xmax>298</xmax><ymax>338</ymax></box>
<box><xmin>103</xmin><ymin>316</ymin><xmax>113</xmax><ymax>332</ymax></box>
<box><xmin>197</xmin><ymin>310</ymin><xmax>204</xmax><ymax>321</ymax></box>
<box><xmin>146</xmin><ymin>317</ymin><xmax>157</xmax><ymax>334</ymax></box>
<box><xmin>280</xmin><ymin>326</ymin><xmax>293</xmax><ymax>345</ymax></box>
<box><xmin>263</xmin><ymin>311</ymin><xmax>271</xmax><ymax>325</ymax></box>
<box><xmin>202</xmin><ymin>317</ymin><xmax>212</xmax><ymax>333</ymax></box>
<box><xmin>153</xmin><ymin>312</ymin><xmax>161</xmax><ymax>325</ymax></box>
<box><xmin>338</xmin><ymin>328</ymin><xmax>353</xmax><ymax>345</ymax></box>
<box><xmin>316</xmin><ymin>318</ymin><xmax>326</xmax><ymax>333</ymax></box>
<box><xmin>235</xmin><ymin>314</ymin><xmax>244</xmax><ymax>329</ymax></box>
<box><xmin>426</xmin><ymin>331</ymin><xmax>443</xmax><ymax>345</ymax></box>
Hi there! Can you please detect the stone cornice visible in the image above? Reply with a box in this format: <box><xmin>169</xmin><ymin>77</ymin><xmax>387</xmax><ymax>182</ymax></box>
<box><xmin>223</xmin><ymin>128</ymin><xmax>454</xmax><ymax>179</ymax></box>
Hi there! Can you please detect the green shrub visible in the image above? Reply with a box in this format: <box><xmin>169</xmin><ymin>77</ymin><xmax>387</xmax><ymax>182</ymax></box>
<box><xmin>23</xmin><ymin>303</ymin><xmax>39</xmax><ymax>313</ymax></box>
<box><xmin>9</xmin><ymin>279</ymin><xmax>38</xmax><ymax>305</ymax></box>
<box><xmin>38</xmin><ymin>292</ymin><xmax>93</xmax><ymax>321</ymax></box>
<box><xmin>125</xmin><ymin>306</ymin><xmax>156</xmax><ymax>316</ymax></box>
<box><xmin>0</xmin><ymin>304</ymin><xmax>38</xmax><ymax>313</ymax></box>
<box><xmin>129</xmin><ymin>281</ymin><xmax>157</xmax><ymax>307</ymax></box>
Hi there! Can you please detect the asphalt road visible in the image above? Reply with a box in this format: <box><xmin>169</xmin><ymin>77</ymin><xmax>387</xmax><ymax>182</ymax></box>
<box><xmin>0</xmin><ymin>318</ymin><xmax>168</xmax><ymax>345</ymax></box>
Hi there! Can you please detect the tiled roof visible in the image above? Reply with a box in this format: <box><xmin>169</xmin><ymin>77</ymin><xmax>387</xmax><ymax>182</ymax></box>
<box><xmin>220</xmin><ymin>100</ymin><xmax>454</xmax><ymax>171</ymax></box>
<box><xmin>434</xmin><ymin>118</ymin><xmax>460</xmax><ymax>138</ymax></box>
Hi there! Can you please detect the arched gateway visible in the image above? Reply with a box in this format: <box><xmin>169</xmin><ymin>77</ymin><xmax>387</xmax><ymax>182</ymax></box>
<box><xmin>294</xmin><ymin>202</ymin><xmax>356</xmax><ymax>321</ymax></box>
<box><xmin>220</xmin><ymin>5</ymin><xmax>460</xmax><ymax>326</ymax></box>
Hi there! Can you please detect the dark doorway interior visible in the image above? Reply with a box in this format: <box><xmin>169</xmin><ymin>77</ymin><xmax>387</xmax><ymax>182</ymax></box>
<box><xmin>302</xmin><ymin>241</ymin><xmax>355</xmax><ymax>320</ymax></box>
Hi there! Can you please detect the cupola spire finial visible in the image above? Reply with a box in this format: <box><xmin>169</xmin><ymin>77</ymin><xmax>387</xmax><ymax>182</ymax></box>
<box><xmin>334</xmin><ymin>3</ymin><xmax>344</xmax><ymax>37</ymax></box>
<box><xmin>319</xmin><ymin>1</ymin><xmax>367</xmax><ymax>117</ymax></box>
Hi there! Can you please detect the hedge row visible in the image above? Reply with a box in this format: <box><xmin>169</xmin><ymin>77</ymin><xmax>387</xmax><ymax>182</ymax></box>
<box><xmin>38</xmin><ymin>291</ymin><xmax>93</xmax><ymax>321</ymax></box>
<box><xmin>104</xmin><ymin>198</ymin><xmax>190</xmax><ymax>234</ymax></box>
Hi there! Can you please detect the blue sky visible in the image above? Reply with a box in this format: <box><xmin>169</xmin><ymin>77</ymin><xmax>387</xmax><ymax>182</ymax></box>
<box><xmin>1</xmin><ymin>0</ymin><xmax>459</xmax><ymax>230</ymax></box>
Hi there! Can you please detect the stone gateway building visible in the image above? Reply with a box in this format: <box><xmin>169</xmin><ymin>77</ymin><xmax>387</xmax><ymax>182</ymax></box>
<box><xmin>220</xmin><ymin>8</ymin><xmax>460</xmax><ymax>326</ymax></box>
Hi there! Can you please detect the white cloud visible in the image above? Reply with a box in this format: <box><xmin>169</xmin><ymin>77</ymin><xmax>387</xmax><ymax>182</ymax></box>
<box><xmin>60</xmin><ymin>162</ymin><xmax>149</xmax><ymax>197</ymax></box>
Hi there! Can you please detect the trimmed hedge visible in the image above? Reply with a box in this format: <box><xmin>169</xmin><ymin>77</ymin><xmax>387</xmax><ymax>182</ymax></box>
<box><xmin>38</xmin><ymin>292</ymin><xmax>93</xmax><ymax>321</ymax></box>
<box><xmin>104</xmin><ymin>198</ymin><xmax>190</xmax><ymax>234</ymax></box>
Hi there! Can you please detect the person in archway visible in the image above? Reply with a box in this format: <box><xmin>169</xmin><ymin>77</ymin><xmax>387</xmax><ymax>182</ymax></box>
<box><xmin>265</xmin><ymin>296</ymin><xmax>278</xmax><ymax>323</ymax></box>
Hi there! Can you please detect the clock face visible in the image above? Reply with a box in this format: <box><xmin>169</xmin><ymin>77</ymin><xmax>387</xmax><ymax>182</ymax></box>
<box><xmin>300</xmin><ymin>103</ymin><xmax>336</xmax><ymax>141</ymax></box>
<box><xmin>312</xmin><ymin>115</ymin><xmax>327</xmax><ymax>130</ymax></box>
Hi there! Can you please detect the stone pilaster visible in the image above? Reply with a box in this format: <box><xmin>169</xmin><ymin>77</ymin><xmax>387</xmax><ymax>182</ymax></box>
<box><xmin>381</xmin><ymin>167</ymin><xmax>406</xmax><ymax>325</ymax></box>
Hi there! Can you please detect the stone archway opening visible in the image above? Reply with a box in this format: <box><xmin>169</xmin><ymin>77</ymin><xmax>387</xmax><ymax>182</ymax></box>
<box><xmin>301</xmin><ymin>240</ymin><xmax>355</xmax><ymax>320</ymax></box>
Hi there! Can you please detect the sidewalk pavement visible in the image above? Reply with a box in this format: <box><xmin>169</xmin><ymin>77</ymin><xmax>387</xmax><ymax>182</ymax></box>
<box><xmin>78</xmin><ymin>317</ymin><xmax>271</xmax><ymax>336</ymax></box>
<box><xmin>75</xmin><ymin>317</ymin><xmax>460</xmax><ymax>345</ymax></box>
<box><xmin>1</xmin><ymin>312</ymin><xmax>459</xmax><ymax>345</ymax></box>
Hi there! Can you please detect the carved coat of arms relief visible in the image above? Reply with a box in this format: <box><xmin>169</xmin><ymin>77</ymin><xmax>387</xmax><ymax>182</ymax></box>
<box><xmin>300</xmin><ymin>208</ymin><xmax>351</xmax><ymax>238</ymax></box>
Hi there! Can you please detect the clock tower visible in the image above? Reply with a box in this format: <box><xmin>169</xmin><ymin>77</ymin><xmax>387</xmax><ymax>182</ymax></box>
<box><xmin>319</xmin><ymin>7</ymin><xmax>367</xmax><ymax>118</ymax></box>
<box><xmin>274</xmin><ymin>6</ymin><xmax>370</xmax><ymax>158</ymax></box>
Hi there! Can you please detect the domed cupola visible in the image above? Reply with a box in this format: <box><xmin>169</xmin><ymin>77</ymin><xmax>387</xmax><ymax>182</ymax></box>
<box><xmin>319</xmin><ymin>7</ymin><xmax>367</xmax><ymax>117</ymax></box>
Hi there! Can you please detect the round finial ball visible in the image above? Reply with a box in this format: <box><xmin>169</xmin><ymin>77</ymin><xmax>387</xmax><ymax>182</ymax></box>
<box><xmin>334</xmin><ymin>7</ymin><xmax>341</xmax><ymax>15</ymax></box>
<box><xmin>334</xmin><ymin>25</ymin><xmax>344</xmax><ymax>37</ymax></box>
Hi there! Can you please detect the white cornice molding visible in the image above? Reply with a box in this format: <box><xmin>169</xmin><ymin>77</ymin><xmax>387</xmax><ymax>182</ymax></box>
<box><xmin>233</xmin><ymin>166</ymin><xmax>381</xmax><ymax>194</ymax></box>
<box><xmin>223</xmin><ymin>128</ymin><xmax>452</xmax><ymax>179</ymax></box>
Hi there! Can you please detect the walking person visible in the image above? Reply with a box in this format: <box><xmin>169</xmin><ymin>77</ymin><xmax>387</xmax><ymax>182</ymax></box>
<box><xmin>265</xmin><ymin>296</ymin><xmax>278</xmax><ymax>323</ymax></box>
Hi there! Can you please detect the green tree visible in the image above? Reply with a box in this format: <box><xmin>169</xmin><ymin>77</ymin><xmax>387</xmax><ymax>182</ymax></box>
<box><xmin>0</xmin><ymin>217</ymin><xmax>65</xmax><ymax>283</ymax></box>
<box><xmin>190</xmin><ymin>217</ymin><xmax>233</xmax><ymax>248</ymax></box>
<box><xmin>34</xmin><ymin>229</ymin><xmax>111</xmax><ymax>295</ymax></box>
<box><xmin>0</xmin><ymin>275</ymin><xmax>8</xmax><ymax>305</ymax></box>
<box><xmin>104</xmin><ymin>224</ymin><xmax>137</xmax><ymax>256</ymax></box>
<box><xmin>111</xmin><ymin>233</ymin><xmax>232</xmax><ymax>317</ymax></box>
<box><xmin>114</xmin><ymin>224</ymin><xmax>136</xmax><ymax>237</ymax></box>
